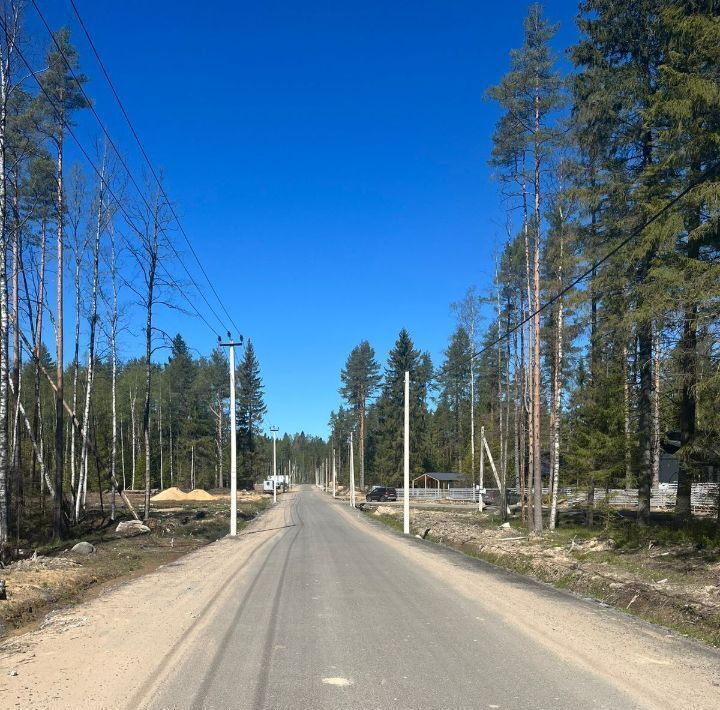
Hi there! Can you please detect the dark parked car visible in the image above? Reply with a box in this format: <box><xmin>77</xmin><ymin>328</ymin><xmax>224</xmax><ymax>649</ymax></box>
<box><xmin>366</xmin><ymin>486</ymin><xmax>397</xmax><ymax>502</ymax></box>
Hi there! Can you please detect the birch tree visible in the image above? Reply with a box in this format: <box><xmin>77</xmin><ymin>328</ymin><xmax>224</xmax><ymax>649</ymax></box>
<box><xmin>339</xmin><ymin>341</ymin><xmax>381</xmax><ymax>490</ymax></box>
<box><xmin>36</xmin><ymin>27</ymin><xmax>89</xmax><ymax>538</ymax></box>
<box><xmin>0</xmin><ymin>1</ymin><xmax>21</xmax><ymax>556</ymax></box>
<box><xmin>128</xmin><ymin>182</ymin><xmax>170</xmax><ymax>519</ymax></box>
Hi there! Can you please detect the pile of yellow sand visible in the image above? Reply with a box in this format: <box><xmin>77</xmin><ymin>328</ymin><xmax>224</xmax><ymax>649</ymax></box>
<box><xmin>150</xmin><ymin>486</ymin><xmax>188</xmax><ymax>502</ymax></box>
<box><xmin>185</xmin><ymin>489</ymin><xmax>215</xmax><ymax>501</ymax></box>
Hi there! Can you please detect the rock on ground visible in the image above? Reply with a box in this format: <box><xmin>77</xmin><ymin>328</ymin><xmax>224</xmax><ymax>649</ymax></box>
<box><xmin>70</xmin><ymin>542</ymin><xmax>95</xmax><ymax>555</ymax></box>
<box><xmin>116</xmin><ymin>520</ymin><xmax>151</xmax><ymax>537</ymax></box>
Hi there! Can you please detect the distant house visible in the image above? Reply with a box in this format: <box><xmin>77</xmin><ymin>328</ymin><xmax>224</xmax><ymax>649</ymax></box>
<box><xmin>412</xmin><ymin>472</ymin><xmax>463</xmax><ymax>490</ymax></box>
<box><xmin>660</xmin><ymin>431</ymin><xmax>720</xmax><ymax>485</ymax></box>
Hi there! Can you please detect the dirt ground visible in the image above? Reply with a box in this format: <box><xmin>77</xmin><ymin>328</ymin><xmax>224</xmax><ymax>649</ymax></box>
<box><xmin>365</xmin><ymin>503</ymin><xmax>720</xmax><ymax>646</ymax></box>
<box><xmin>0</xmin><ymin>493</ymin><xmax>294</xmax><ymax>709</ymax></box>
<box><xmin>0</xmin><ymin>492</ymin><xmax>270</xmax><ymax>639</ymax></box>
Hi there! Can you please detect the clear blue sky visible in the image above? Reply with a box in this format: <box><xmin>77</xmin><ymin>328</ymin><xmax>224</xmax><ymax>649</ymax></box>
<box><xmin>31</xmin><ymin>1</ymin><xmax>579</xmax><ymax>438</ymax></box>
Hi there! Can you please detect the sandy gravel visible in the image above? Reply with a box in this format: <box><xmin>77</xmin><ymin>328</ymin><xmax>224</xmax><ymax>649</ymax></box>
<box><xmin>0</xmin><ymin>498</ymin><xmax>295</xmax><ymax>709</ymax></box>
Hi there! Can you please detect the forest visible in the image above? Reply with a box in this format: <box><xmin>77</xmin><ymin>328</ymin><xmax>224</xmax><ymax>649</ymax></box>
<box><xmin>328</xmin><ymin>1</ymin><xmax>720</xmax><ymax>532</ymax></box>
<box><xmin>0</xmin><ymin>1</ymin><xmax>718</xmax><ymax>559</ymax></box>
<box><xmin>0</xmin><ymin>4</ymin><xmax>338</xmax><ymax>556</ymax></box>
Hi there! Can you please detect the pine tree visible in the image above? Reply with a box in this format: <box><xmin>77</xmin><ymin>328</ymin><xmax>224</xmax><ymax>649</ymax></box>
<box><xmin>339</xmin><ymin>340</ymin><xmax>381</xmax><ymax>490</ymax></box>
<box><xmin>489</xmin><ymin>4</ymin><xmax>563</xmax><ymax>532</ymax></box>
<box><xmin>36</xmin><ymin>27</ymin><xmax>90</xmax><ymax>538</ymax></box>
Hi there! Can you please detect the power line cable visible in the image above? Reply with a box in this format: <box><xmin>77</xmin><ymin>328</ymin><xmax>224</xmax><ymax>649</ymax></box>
<box><xmin>67</xmin><ymin>0</ymin><xmax>242</xmax><ymax>338</ymax></box>
<box><xmin>2</xmin><ymin>16</ymin><xmax>222</xmax><ymax>340</ymax></box>
<box><xmin>438</xmin><ymin>158</ymin><xmax>720</xmax><ymax>381</ymax></box>
<box><xmin>29</xmin><ymin>0</ymin><xmax>230</xmax><ymax>337</ymax></box>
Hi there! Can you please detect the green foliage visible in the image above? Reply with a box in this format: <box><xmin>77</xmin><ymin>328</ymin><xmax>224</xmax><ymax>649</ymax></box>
<box><xmin>237</xmin><ymin>339</ymin><xmax>267</xmax><ymax>477</ymax></box>
<box><xmin>367</xmin><ymin>329</ymin><xmax>434</xmax><ymax>483</ymax></box>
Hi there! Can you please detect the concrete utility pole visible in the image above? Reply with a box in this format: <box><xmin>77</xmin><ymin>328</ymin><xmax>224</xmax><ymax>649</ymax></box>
<box><xmin>270</xmin><ymin>425</ymin><xmax>279</xmax><ymax>504</ymax></box>
<box><xmin>218</xmin><ymin>335</ymin><xmax>242</xmax><ymax>536</ymax></box>
<box><xmin>349</xmin><ymin>432</ymin><xmax>355</xmax><ymax>508</ymax></box>
<box><xmin>479</xmin><ymin>425</ymin><xmax>485</xmax><ymax>513</ymax></box>
<box><xmin>404</xmin><ymin>371</ymin><xmax>410</xmax><ymax>535</ymax></box>
<box><xmin>332</xmin><ymin>448</ymin><xmax>336</xmax><ymax>498</ymax></box>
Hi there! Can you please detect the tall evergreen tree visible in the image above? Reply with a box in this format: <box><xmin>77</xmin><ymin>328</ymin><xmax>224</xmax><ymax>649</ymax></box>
<box><xmin>36</xmin><ymin>27</ymin><xmax>89</xmax><ymax>537</ymax></box>
<box><xmin>573</xmin><ymin>0</ymin><xmax>670</xmax><ymax>523</ymax></box>
<box><xmin>237</xmin><ymin>339</ymin><xmax>266</xmax><ymax>478</ymax></box>
<box><xmin>437</xmin><ymin>327</ymin><xmax>472</xmax><ymax>475</ymax></box>
<box><xmin>370</xmin><ymin>329</ymin><xmax>432</xmax><ymax>483</ymax></box>
<box><xmin>339</xmin><ymin>340</ymin><xmax>381</xmax><ymax>490</ymax></box>
<box><xmin>489</xmin><ymin>3</ymin><xmax>563</xmax><ymax>532</ymax></box>
<box><xmin>648</xmin><ymin>1</ymin><xmax>720</xmax><ymax>518</ymax></box>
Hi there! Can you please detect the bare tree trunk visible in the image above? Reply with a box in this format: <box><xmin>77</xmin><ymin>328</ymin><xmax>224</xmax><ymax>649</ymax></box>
<box><xmin>531</xmin><ymin>80</ymin><xmax>543</xmax><ymax>534</ymax></box>
<box><xmin>9</xmin><ymin>375</ymin><xmax>54</xmax><ymax>497</ymax></box>
<box><xmin>675</xmin><ymin>238</ymin><xmax>700</xmax><ymax>519</ymax></box>
<box><xmin>503</xmin><ymin>304</ymin><xmax>511</xmax><ymax>495</ymax></box>
<box><xmin>15</xmin><ymin>323</ymin><xmax>138</xmax><ymax>518</ymax></box>
<box><xmin>549</xmin><ymin>207</ymin><xmax>565</xmax><ymax>531</ymax></box>
<box><xmin>637</xmin><ymin>318</ymin><xmax>653</xmax><ymax>524</ymax></box>
<box><xmin>169</xmin><ymin>409</ymin><xmax>174</xmax><ymax>487</ymax></box>
<box><xmin>0</xmin><ymin>7</ymin><xmax>18</xmax><ymax>555</ymax></box>
<box><xmin>109</xmin><ymin>224</ymin><xmax>118</xmax><ymax>520</ymax></box>
<box><xmin>130</xmin><ymin>388</ymin><xmax>137</xmax><ymax>490</ymax></box>
<box><xmin>359</xmin><ymin>393</ymin><xmax>365</xmax><ymax>491</ymax></box>
<box><xmin>623</xmin><ymin>343</ymin><xmax>632</xmax><ymax>490</ymax></box>
<box><xmin>513</xmin><ymin>317</ymin><xmax>520</xmax><ymax>491</ymax></box>
<box><xmin>53</xmin><ymin>128</ymin><xmax>66</xmax><ymax>539</ymax></box>
<box><xmin>519</xmin><ymin>294</ymin><xmax>528</xmax><ymax>524</ymax></box>
<box><xmin>214</xmin><ymin>392</ymin><xmax>223</xmax><ymax>488</ymax></box>
<box><xmin>32</xmin><ymin>220</ymin><xmax>47</xmax><ymax>495</ymax></box>
<box><xmin>120</xmin><ymin>417</ymin><xmax>126</xmax><ymax>491</ymax></box>
<box><xmin>549</xmin><ymin>297</ymin><xmax>563</xmax><ymax>530</ymax></box>
<box><xmin>69</xmin><ymin>230</ymin><xmax>82</xmax><ymax>516</ymax></box>
<box><xmin>521</xmin><ymin>164</ymin><xmax>532</xmax><ymax>528</ymax></box>
<box><xmin>470</xmin><ymin>334</ymin><xmax>475</xmax><ymax>489</ymax></box>
<box><xmin>651</xmin><ymin>324</ymin><xmax>661</xmax><ymax>489</ymax></box>
<box><xmin>496</xmin><ymin>260</ymin><xmax>505</xmax><ymax>486</ymax></box>
<box><xmin>76</xmin><ymin>159</ymin><xmax>106</xmax><ymax>520</ymax></box>
<box><xmin>10</xmin><ymin>185</ymin><xmax>20</xmax><ymax>532</ymax></box>
<box><xmin>158</xmin><ymin>397</ymin><xmax>163</xmax><ymax>490</ymax></box>
<box><xmin>143</xmin><ymin>326</ymin><xmax>152</xmax><ymax>518</ymax></box>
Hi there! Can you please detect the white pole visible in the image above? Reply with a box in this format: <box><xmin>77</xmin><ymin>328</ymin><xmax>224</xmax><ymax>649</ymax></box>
<box><xmin>332</xmin><ymin>448</ymin><xmax>336</xmax><ymax>497</ymax></box>
<box><xmin>479</xmin><ymin>425</ymin><xmax>485</xmax><ymax>512</ymax></box>
<box><xmin>228</xmin><ymin>342</ymin><xmax>237</xmax><ymax>536</ymax></box>
<box><xmin>271</xmin><ymin>426</ymin><xmax>278</xmax><ymax>504</ymax></box>
<box><xmin>404</xmin><ymin>371</ymin><xmax>410</xmax><ymax>535</ymax></box>
<box><xmin>349</xmin><ymin>432</ymin><xmax>355</xmax><ymax>507</ymax></box>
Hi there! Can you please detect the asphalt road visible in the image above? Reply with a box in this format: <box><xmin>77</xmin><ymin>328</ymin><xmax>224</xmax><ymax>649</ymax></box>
<box><xmin>147</xmin><ymin>488</ymin><xmax>636</xmax><ymax>710</ymax></box>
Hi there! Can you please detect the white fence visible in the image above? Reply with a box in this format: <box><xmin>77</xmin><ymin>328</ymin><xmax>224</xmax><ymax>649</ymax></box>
<box><xmin>395</xmin><ymin>488</ymin><xmax>482</xmax><ymax>502</ymax></box>
<box><xmin>394</xmin><ymin>483</ymin><xmax>719</xmax><ymax>514</ymax></box>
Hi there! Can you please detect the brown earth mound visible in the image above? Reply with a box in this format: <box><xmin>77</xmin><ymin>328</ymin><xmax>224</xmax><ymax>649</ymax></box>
<box><xmin>150</xmin><ymin>487</ymin><xmax>188</xmax><ymax>502</ymax></box>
